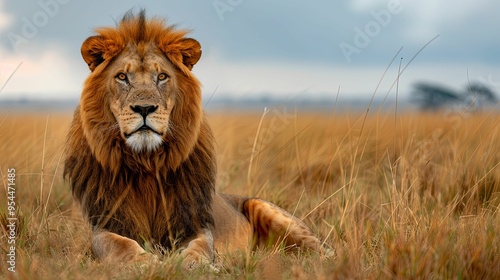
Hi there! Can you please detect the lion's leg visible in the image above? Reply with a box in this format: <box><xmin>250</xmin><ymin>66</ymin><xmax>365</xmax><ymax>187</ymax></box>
<box><xmin>243</xmin><ymin>198</ymin><xmax>322</xmax><ymax>252</ymax></box>
<box><xmin>92</xmin><ymin>229</ymin><xmax>153</xmax><ymax>263</ymax></box>
<box><xmin>180</xmin><ymin>228</ymin><xmax>215</xmax><ymax>270</ymax></box>
<box><xmin>212</xmin><ymin>194</ymin><xmax>253</xmax><ymax>255</ymax></box>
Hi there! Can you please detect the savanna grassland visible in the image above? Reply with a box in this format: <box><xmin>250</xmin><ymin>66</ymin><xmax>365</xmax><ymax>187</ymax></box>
<box><xmin>0</xmin><ymin>107</ymin><xmax>499</xmax><ymax>279</ymax></box>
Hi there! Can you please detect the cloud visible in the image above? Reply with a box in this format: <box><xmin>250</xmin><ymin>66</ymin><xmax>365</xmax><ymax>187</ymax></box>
<box><xmin>401</xmin><ymin>0</ymin><xmax>494</xmax><ymax>42</ymax></box>
<box><xmin>196</xmin><ymin>50</ymin><xmax>500</xmax><ymax>101</ymax></box>
<box><xmin>0</xmin><ymin>1</ymin><xmax>13</xmax><ymax>32</ymax></box>
<box><xmin>0</xmin><ymin>45</ymin><xmax>86</xmax><ymax>99</ymax></box>
<box><xmin>0</xmin><ymin>1</ymin><xmax>498</xmax><ymax>100</ymax></box>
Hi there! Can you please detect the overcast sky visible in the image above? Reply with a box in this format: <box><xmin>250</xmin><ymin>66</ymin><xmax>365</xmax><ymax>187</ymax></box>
<box><xmin>0</xmin><ymin>0</ymin><xmax>499</xmax><ymax>101</ymax></box>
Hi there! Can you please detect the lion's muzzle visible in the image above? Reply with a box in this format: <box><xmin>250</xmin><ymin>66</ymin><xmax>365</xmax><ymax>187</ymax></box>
<box><xmin>123</xmin><ymin>103</ymin><xmax>165</xmax><ymax>153</ymax></box>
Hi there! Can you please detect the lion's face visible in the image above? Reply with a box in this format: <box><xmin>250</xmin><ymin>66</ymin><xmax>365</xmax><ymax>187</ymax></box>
<box><xmin>106</xmin><ymin>45</ymin><xmax>176</xmax><ymax>153</ymax></box>
<box><xmin>78</xmin><ymin>20</ymin><xmax>203</xmax><ymax>158</ymax></box>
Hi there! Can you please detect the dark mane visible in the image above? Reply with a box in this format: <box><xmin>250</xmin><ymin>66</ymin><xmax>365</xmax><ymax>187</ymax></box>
<box><xmin>64</xmin><ymin>115</ymin><xmax>215</xmax><ymax>247</ymax></box>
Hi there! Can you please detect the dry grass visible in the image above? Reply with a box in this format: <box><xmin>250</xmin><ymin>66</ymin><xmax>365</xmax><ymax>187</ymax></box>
<box><xmin>1</xmin><ymin>108</ymin><xmax>500</xmax><ymax>279</ymax></box>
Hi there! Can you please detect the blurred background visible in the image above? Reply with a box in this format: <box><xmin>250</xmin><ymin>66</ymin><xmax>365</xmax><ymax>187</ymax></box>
<box><xmin>0</xmin><ymin>0</ymin><xmax>498</xmax><ymax>111</ymax></box>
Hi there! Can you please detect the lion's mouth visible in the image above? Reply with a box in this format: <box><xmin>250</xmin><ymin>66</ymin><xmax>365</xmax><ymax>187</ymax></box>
<box><xmin>124</xmin><ymin>125</ymin><xmax>162</xmax><ymax>138</ymax></box>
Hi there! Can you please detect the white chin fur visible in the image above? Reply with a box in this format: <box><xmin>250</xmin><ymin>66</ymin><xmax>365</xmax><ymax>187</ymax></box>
<box><xmin>125</xmin><ymin>131</ymin><xmax>163</xmax><ymax>153</ymax></box>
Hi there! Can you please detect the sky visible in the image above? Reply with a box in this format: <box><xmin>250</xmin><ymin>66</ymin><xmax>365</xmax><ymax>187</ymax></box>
<box><xmin>0</xmin><ymin>0</ymin><xmax>499</xmax><ymax>102</ymax></box>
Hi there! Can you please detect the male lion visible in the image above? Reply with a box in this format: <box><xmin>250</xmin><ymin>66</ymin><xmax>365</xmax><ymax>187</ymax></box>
<box><xmin>64</xmin><ymin>10</ymin><xmax>324</xmax><ymax>269</ymax></box>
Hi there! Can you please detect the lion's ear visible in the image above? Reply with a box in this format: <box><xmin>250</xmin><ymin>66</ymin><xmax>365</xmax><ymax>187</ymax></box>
<box><xmin>179</xmin><ymin>38</ymin><xmax>202</xmax><ymax>70</ymax></box>
<box><xmin>162</xmin><ymin>38</ymin><xmax>202</xmax><ymax>71</ymax></box>
<box><xmin>81</xmin><ymin>35</ymin><xmax>123</xmax><ymax>71</ymax></box>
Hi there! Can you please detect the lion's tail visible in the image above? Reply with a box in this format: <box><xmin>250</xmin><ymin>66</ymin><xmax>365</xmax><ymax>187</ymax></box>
<box><xmin>220</xmin><ymin>194</ymin><xmax>324</xmax><ymax>253</ymax></box>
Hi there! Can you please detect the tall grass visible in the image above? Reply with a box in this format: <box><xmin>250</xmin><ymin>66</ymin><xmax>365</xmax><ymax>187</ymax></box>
<box><xmin>1</xmin><ymin>108</ymin><xmax>499</xmax><ymax>279</ymax></box>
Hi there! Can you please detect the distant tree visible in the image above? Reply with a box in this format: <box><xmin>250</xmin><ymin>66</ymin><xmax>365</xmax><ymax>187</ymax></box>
<box><xmin>411</xmin><ymin>82</ymin><xmax>461</xmax><ymax>110</ymax></box>
<box><xmin>411</xmin><ymin>82</ymin><xmax>497</xmax><ymax>111</ymax></box>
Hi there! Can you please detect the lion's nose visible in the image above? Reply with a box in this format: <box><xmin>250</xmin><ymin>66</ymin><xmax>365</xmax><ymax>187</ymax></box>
<box><xmin>131</xmin><ymin>105</ymin><xmax>158</xmax><ymax>118</ymax></box>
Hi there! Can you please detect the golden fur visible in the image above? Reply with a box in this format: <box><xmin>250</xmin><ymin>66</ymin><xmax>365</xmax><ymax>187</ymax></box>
<box><xmin>64</xmin><ymin>10</ymin><xmax>324</xmax><ymax>269</ymax></box>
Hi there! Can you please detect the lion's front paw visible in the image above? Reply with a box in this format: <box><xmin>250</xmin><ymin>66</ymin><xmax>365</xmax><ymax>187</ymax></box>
<box><xmin>135</xmin><ymin>253</ymin><xmax>161</xmax><ymax>272</ymax></box>
<box><xmin>178</xmin><ymin>228</ymin><xmax>215</xmax><ymax>271</ymax></box>
<box><xmin>180</xmin><ymin>249</ymin><xmax>212</xmax><ymax>270</ymax></box>
<box><xmin>135</xmin><ymin>251</ymin><xmax>160</xmax><ymax>263</ymax></box>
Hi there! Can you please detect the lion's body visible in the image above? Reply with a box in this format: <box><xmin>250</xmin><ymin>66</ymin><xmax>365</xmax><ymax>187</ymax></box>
<box><xmin>64</xmin><ymin>10</ymin><xmax>323</xmax><ymax>268</ymax></box>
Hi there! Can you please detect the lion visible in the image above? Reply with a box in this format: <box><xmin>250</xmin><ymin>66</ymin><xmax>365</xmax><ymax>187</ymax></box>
<box><xmin>64</xmin><ymin>10</ymin><xmax>325</xmax><ymax>269</ymax></box>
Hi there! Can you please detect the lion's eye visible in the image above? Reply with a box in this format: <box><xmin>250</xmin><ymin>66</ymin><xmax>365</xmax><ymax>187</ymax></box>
<box><xmin>116</xmin><ymin>73</ymin><xmax>127</xmax><ymax>81</ymax></box>
<box><xmin>158</xmin><ymin>73</ymin><xmax>168</xmax><ymax>81</ymax></box>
